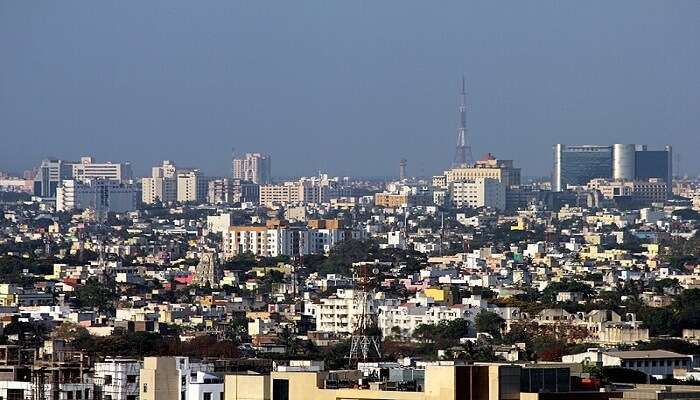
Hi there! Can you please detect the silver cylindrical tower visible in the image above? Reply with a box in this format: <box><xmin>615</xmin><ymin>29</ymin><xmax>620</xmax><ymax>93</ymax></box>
<box><xmin>613</xmin><ymin>144</ymin><xmax>636</xmax><ymax>180</ymax></box>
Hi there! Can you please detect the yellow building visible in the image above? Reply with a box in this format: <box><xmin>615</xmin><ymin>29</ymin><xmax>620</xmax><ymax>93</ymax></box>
<box><xmin>443</xmin><ymin>157</ymin><xmax>520</xmax><ymax>188</ymax></box>
<box><xmin>225</xmin><ymin>374</ymin><xmax>270</xmax><ymax>400</ymax></box>
<box><xmin>423</xmin><ymin>287</ymin><xmax>453</xmax><ymax>304</ymax></box>
<box><xmin>0</xmin><ymin>284</ymin><xmax>17</xmax><ymax>307</ymax></box>
<box><xmin>643</xmin><ymin>243</ymin><xmax>660</xmax><ymax>259</ymax></box>
<box><xmin>375</xmin><ymin>193</ymin><xmax>410</xmax><ymax>208</ymax></box>
<box><xmin>579</xmin><ymin>245</ymin><xmax>629</xmax><ymax>262</ymax></box>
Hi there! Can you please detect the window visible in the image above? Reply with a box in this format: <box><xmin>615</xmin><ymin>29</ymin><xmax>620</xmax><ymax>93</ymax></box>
<box><xmin>7</xmin><ymin>389</ymin><xmax>24</xmax><ymax>400</ymax></box>
<box><xmin>104</xmin><ymin>375</ymin><xmax>112</xmax><ymax>385</ymax></box>
<box><xmin>67</xmin><ymin>391</ymin><xmax>74</xmax><ymax>400</ymax></box>
<box><xmin>273</xmin><ymin>379</ymin><xmax>289</xmax><ymax>400</ymax></box>
<box><xmin>203</xmin><ymin>393</ymin><xmax>212</xmax><ymax>400</ymax></box>
<box><xmin>219</xmin><ymin>393</ymin><xmax>224</xmax><ymax>400</ymax></box>
<box><xmin>104</xmin><ymin>396</ymin><xmax>112</xmax><ymax>400</ymax></box>
<box><xmin>127</xmin><ymin>396</ymin><xmax>136</xmax><ymax>400</ymax></box>
<box><xmin>652</xmin><ymin>361</ymin><xmax>657</xmax><ymax>367</ymax></box>
<box><xmin>127</xmin><ymin>375</ymin><xmax>137</xmax><ymax>383</ymax></box>
<box><xmin>143</xmin><ymin>384</ymin><xmax>148</xmax><ymax>393</ymax></box>
<box><xmin>76</xmin><ymin>390</ymin><xmax>82</xmax><ymax>400</ymax></box>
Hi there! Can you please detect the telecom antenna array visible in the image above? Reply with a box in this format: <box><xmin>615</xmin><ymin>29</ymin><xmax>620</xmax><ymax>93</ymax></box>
<box><xmin>349</xmin><ymin>262</ymin><xmax>382</xmax><ymax>363</ymax></box>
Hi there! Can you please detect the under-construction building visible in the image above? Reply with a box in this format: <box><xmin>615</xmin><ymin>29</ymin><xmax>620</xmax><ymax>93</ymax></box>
<box><xmin>0</xmin><ymin>341</ymin><xmax>92</xmax><ymax>400</ymax></box>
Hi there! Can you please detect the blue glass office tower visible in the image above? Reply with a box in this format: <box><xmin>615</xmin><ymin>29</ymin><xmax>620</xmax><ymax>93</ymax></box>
<box><xmin>553</xmin><ymin>144</ymin><xmax>672</xmax><ymax>192</ymax></box>
<box><xmin>553</xmin><ymin>145</ymin><xmax>613</xmax><ymax>191</ymax></box>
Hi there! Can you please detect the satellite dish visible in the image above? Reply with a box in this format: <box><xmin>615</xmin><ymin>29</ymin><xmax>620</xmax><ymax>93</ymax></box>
<box><xmin>372</xmin><ymin>268</ymin><xmax>380</xmax><ymax>275</ymax></box>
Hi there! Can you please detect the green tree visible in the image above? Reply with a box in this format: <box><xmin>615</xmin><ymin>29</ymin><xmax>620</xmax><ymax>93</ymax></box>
<box><xmin>475</xmin><ymin>310</ymin><xmax>505</xmax><ymax>339</ymax></box>
<box><xmin>75</xmin><ymin>278</ymin><xmax>118</xmax><ymax>312</ymax></box>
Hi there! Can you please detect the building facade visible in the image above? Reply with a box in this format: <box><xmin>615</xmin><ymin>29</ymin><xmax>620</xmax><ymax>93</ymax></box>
<box><xmin>450</xmin><ymin>178</ymin><xmax>505</xmax><ymax>210</ymax></box>
<box><xmin>94</xmin><ymin>358</ymin><xmax>141</xmax><ymax>400</ymax></box>
<box><xmin>56</xmin><ymin>179</ymin><xmax>140</xmax><ymax>213</ymax></box>
<box><xmin>33</xmin><ymin>159</ymin><xmax>75</xmax><ymax>198</ymax></box>
<box><xmin>72</xmin><ymin>157</ymin><xmax>133</xmax><ymax>183</ymax></box>
<box><xmin>232</xmin><ymin>153</ymin><xmax>271</xmax><ymax>185</ymax></box>
<box><xmin>142</xmin><ymin>161</ymin><xmax>178</xmax><ymax>204</ymax></box>
<box><xmin>553</xmin><ymin>143</ymin><xmax>672</xmax><ymax>192</ymax></box>
<box><xmin>177</xmin><ymin>170</ymin><xmax>210</xmax><ymax>203</ymax></box>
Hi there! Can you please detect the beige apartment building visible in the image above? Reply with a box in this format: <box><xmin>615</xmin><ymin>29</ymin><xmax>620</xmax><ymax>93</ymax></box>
<box><xmin>140</xmin><ymin>357</ymin><xmax>180</xmax><ymax>400</ymax></box>
<box><xmin>443</xmin><ymin>156</ymin><xmax>521</xmax><ymax>188</ymax></box>
<box><xmin>142</xmin><ymin>161</ymin><xmax>178</xmax><ymax>204</ymax></box>
<box><xmin>224</xmin><ymin>364</ymin><xmax>521</xmax><ymax>400</ymax></box>
<box><xmin>177</xmin><ymin>169</ymin><xmax>210</xmax><ymax>203</ymax></box>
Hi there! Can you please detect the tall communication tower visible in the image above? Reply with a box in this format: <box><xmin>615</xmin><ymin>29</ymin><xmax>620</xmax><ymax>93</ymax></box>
<box><xmin>399</xmin><ymin>158</ymin><xmax>407</xmax><ymax>180</ymax></box>
<box><xmin>453</xmin><ymin>76</ymin><xmax>474</xmax><ymax>167</ymax></box>
<box><xmin>349</xmin><ymin>263</ymin><xmax>381</xmax><ymax>363</ymax></box>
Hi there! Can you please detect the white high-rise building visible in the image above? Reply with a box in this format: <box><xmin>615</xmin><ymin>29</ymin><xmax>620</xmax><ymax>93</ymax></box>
<box><xmin>232</xmin><ymin>153</ymin><xmax>271</xmax><ymax>184</ymax></box>
<box><xmin>176</xmin><ymin>169</ymin><xmax>210</xmax><ymax>203</ymax></box>
<box><xmin>72</xmin><ymin>156</ymin><xmax>133</xmax><ymax>182</ymax></box>
<box><xmin>450</xmin><ymin>178</ymin><xmax>505</xmax><ymax>210</ymax></box>
<box><xmin>142</xmin><ymin>160</ymin><xmax>178</xmax><ymax>204</ymax></box>
<box><xmin>56</xmin><ymin>179</ymin><xmax>139</xmax><ymax>213</ymax></box>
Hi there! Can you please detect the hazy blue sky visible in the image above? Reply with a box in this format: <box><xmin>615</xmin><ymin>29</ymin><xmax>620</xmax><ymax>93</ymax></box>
<box><xmin>1</xmin><ymin>1</ymin><xmax>699</xmax><ymax>178</ymax></box>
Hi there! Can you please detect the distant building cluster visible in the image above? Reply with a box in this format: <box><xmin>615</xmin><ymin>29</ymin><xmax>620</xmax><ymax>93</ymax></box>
<box><xmin>3</xmin><ymin>79</ymin><xmax>700</xmax><ymax>400</ymax></box>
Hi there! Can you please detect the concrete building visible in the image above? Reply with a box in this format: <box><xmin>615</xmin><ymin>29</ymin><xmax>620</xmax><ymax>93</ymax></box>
<box><xmin>33</xmin><ymin>159</ymin><xmax>75</xmax><ymax>198</ymax></box>
<box><xmin>208</xmin><ymin>178</ymin><xmax>259</xmax><ymax>205</ymax></box>
<box><xmin>378</xmin><ymin>302</ymin><xmax>482</xmax><ymax>338</ymax></box>
<box><xmin>206</xmin><ymin>214</ymin><xmax>233</xmax><ymax>234</ymax></box>
<box><xmin>562</xmin><ymin>349</ymin><xmax>691</xmax><ymax>379</ymax></box>
<box><xmin>142</xmin><ymin>161</ymin><xmax>178</xmax><ymax>204</ymax></box>
<box><xmin>56</xmin><ymin>179</ymin><xmax>139</xmax><ymax>213</ymax></box>
<box><xmin>177</xmin><ymin>170</ymin><xmax>210</xmax><ymax>203</ymax></box>
<box><xmin>187</xmin><ymin>371</ymin><xmax>224</xmax><ymax>400</ymax></box>
<box><xmin>442</xmin><ymin>159</ymin><xmax>520</xmax><ymax>188</ymax></box>
<box><xmin>259</xmin><ymin>178</ymin><xmax>350</xmax><ymax>207</ymax></box>
<box><xmin>233</xmin><ymin>153</ymin><xmax>271</xmax><ymax>185</ymax></box>
<box><xmin>224</xmin><ymin>363</ymin><xmax>522</xmax><ymax>400</ymax></box>
<box><xmin>587</xmin><ymin>178</ymin><xmax>668</xmax><ymax>206</ymax></box>
<box><xmin>450</xmin><ymin>178</ymin><xmax>506</xmax><ymax>210</ymax></box>
<box><xmin>94</xmin><ymin>358</ymin><xmax>141</xmax><ymax>400</ymax></box>
<box><xmin>140</xmin><ymin>357</ymin><xmax>217</xmax><ymax>400</ymax></box>
<box><xmin>222</xmin><ymin>225</ymin><xmax>309</xmax><ymax>259</ymax></box>
<box><xmin>311</xmin><ymin>288</ymin><xmax>399</xmax><ymax>335</ymax></box>
<box><xmin>374</xmin><ymin>193</ymin><xmax>410</xmax><ymax>208</ymax></box>
<box><xmin>72</xmin><ymin>157</ymin><xmax>133</xmax><ymax>183</ymax></box>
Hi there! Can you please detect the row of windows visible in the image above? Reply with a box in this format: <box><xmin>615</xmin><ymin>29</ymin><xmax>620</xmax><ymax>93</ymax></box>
<box><xmin>621</xmin><ymin>359</ymin><xmax>688</xmax><ymax>368</ymax></box>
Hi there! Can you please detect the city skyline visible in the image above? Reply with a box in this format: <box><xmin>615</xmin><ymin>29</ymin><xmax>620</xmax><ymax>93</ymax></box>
<box><xmin>2</xmin><ymin>2</ymin><xmax>699</xmax><ymax>178</ymax></box>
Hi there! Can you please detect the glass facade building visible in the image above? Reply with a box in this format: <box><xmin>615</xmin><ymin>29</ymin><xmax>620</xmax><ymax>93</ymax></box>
<box><xmin>553</xmin><ymin>144</ymin><xmax>672</xmax><ymax>192</ymax></box>
<box><xmin>553</xmin><ymin>145</ymin><xmax>613</xmax><ymax>191</ymax></box>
